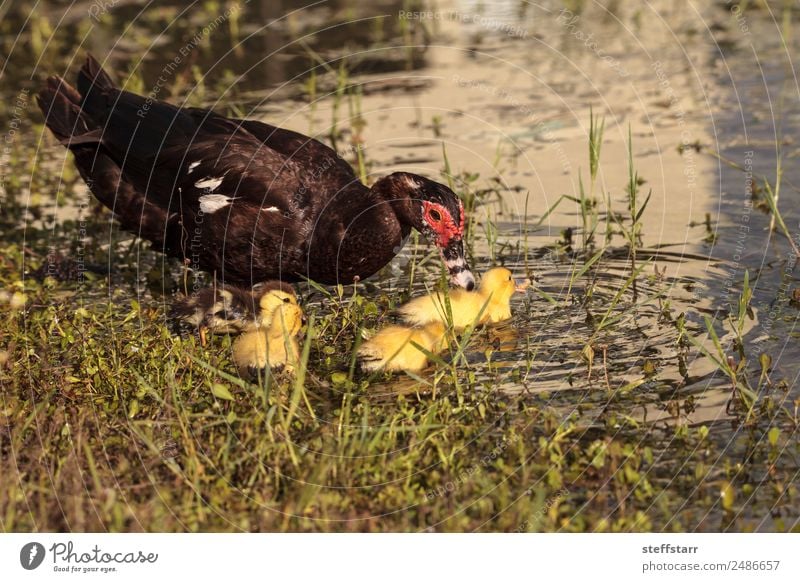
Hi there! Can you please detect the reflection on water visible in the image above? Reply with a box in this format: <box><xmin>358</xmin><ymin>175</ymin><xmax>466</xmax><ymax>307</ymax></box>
<box><xmin>1</xmin><ymin>0</ymin><xmax>428</xmax><ymax>96</ymax></box>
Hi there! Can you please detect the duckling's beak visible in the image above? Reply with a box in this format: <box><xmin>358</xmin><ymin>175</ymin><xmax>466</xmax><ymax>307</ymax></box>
<box><xmin>515</xmin><ymin>279</ymin><xmax>531</xmax><ymax>293</ymax></box>
<box><xmin>440</xmin><ymin>238</ymin><xmax>475</xmax><ymax>290</ymax></box>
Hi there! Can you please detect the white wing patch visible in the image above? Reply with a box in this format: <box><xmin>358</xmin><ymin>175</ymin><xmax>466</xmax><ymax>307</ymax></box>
<box><xmin>187</xmin><ymin>161</ymin><xmax>201</xmax><ymax>174</ymax></box>
<box><xmin>195</xmin><ymin>176</ymin><xmax>224</xmax><ymax>191</ymax></box>
<box><xmin>199</xmin><ymin>194</ymin><xmax>233</xmax><ymax>214</ymax></box>
<box><xmin>261</xmin><ymin>206</ymin><xmax>280</xmax><ymax>213</ymax></box>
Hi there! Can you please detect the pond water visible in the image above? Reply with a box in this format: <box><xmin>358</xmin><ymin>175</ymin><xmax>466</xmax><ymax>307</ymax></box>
<box><xmin>1</xmin><ymin>0</ymin><xmax>798</xmax><ymax>531</ymax></box>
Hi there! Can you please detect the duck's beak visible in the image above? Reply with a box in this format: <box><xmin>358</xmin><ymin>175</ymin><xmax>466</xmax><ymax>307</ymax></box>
<box><xmin>440</xmin><ymin>238</ymin><xmax>475</xmax><ymax>290</ymax></box>
<box><xmin>515</xmin><ymin>278</ymin><xmax>531</xmax><ymax>293</ymax></box>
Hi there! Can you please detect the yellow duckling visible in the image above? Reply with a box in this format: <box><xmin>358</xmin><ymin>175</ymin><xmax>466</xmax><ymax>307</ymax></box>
<box><xmin>358</xmin><ymin>322</ymin><xmax>446</xmax><ymax>373</ymax></box>
<box><xmin>398</xmin><ymin>267</ymin><xmax>528</xmax><ymax>329</ymax></box>
<box><xmin>232</xmin><ymin>301</ymin><xmax>304</xmax><ymax>374</ymax></box>
<box><xmin>171</xmin><ymin>281</ymin><xmax>297</xmax><ymax>344</ymax></box>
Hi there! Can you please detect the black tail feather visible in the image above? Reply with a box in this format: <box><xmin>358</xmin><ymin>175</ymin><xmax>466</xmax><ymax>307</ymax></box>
<box><xmin>75</xmin><ymin>53</ymin><xmax>116</xmax><ymax>125</ymax></box>
<box><xmin>37</xmin><ymin>53</ymin><xmax>177</xmax><ymax>252</ymax></box>
<box><xmin>37</xmin><ymin>54</ymin><xmax>117</xmax><ymax>147</ymax></box>
<box><xmin>77</xmin><ymin>53</ymin><xmax>116</xmax><ymax>97</ymax></box>
<box><xmin>36</xmin><ymin>76</ymin><xmax>95</xmax><ymax>145</ymax></box>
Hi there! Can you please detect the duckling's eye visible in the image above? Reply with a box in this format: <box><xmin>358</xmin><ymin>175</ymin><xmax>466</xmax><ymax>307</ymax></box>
<box><xmin>283</xmin><ymin>297</ymin><xmax>291</xmax><ymax>303</ymax></box>
<box><xmin>429</xmin><ymin>209</ymin><xmax>442</xmax><ymax>222</ymax></box>
<box><xmin>508</xmin><ymin>275</ymin><xmax>512</xmax><ymax>281</ymax></box>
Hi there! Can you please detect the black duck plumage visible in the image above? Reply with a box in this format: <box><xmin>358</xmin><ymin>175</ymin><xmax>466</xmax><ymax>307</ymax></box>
<box><xmin>37</xmin><ymin>54</ymin><xmax>475</xmax><ymax>290</ymax></box>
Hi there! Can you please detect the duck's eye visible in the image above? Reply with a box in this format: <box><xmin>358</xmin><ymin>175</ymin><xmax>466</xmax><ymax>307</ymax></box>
<box><xmin>429</xmin><ymin>209</ymin><xmax>442</xmax><ymax>222</ymax></box>
<box><xmin>283</xmin><ymin>297</ymin><xmax>291</xmax><ymax>303</ymax></box>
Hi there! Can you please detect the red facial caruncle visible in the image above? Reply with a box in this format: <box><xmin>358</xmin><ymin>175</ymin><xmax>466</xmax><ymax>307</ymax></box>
<box><xmin>422</xmin><ymin>200</ymin><xmax>464</xmax><ymax>247</ymax></box>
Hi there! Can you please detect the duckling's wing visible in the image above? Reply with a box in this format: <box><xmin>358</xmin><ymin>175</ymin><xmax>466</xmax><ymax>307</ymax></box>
<box><xmin>170</xmin><ymin>287</ymin><xmax>222</xmax><ymax>326</ymax></box>
<box><xmin>169</xmin><ymin>295</ymin><xmax>204</xmax><ymax>326</ymax></box>
<box><xmin>358</xmin><ymin>326</ymin><xmax>408</xmax><ymax>367</ymax></box>
<box><xmin>357</xmin><ymin>339</ymin><xmax>388</xmax><ymax>371</ymax></box>
<box><xmin>170</xmin><ymin>284</ymin><xmax>260</xmax><ymax>333</ymax></box>
<box><xmin>398</xmin><ymin>290</ymin><xmax>487</xmax><ymax>329</ymax></box>
<box><xmin>397</xmin><ymin>292</ymin><xmax>449</xmax><ymax>326</ymax></box>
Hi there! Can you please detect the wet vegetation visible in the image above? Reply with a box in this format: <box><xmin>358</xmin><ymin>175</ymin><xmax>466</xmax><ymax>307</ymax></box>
<box><xmin>1</xmin><ymin>1</ymin><xmax>799</xmax><ymax>532</ymax></box>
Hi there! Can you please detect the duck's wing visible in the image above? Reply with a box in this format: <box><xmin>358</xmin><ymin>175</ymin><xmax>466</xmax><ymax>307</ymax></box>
<box><xmin>74</xmin><ymin>58</ymin><xmax>304</xmax><ymax>215</ymax></box>
<box><xmin>42</xmin><ymin>55</ymin><xmax>318</xmax><ymax>282</ymax></box>
<box><xmin>232</xmin><ymin>118</ymin><xmax>358</xmax><ymax>189</ymax></box>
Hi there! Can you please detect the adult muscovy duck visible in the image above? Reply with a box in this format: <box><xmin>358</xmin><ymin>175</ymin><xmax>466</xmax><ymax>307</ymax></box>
<box><xmin>36</xmin><ymin>55</ymin><xmax>475</xmax><ymax>290</ymax></box>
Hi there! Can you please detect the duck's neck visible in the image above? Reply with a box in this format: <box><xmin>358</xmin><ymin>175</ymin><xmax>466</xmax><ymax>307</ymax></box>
<box><xmin>369</xmin><ymin>172</ymin><xmax>420</xmax><ymax>232</ymax></box>
<box><xmin>306</xmin><ymin>174</ymin><xmax>417</xmax><ymax>285</ymax></box>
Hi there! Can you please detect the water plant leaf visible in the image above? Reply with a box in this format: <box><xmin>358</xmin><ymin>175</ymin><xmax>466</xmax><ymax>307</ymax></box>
<box><xmin>211</xmin><ymin>383</ymin><xmax>235</xmax><ymax>401</ymax></box>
